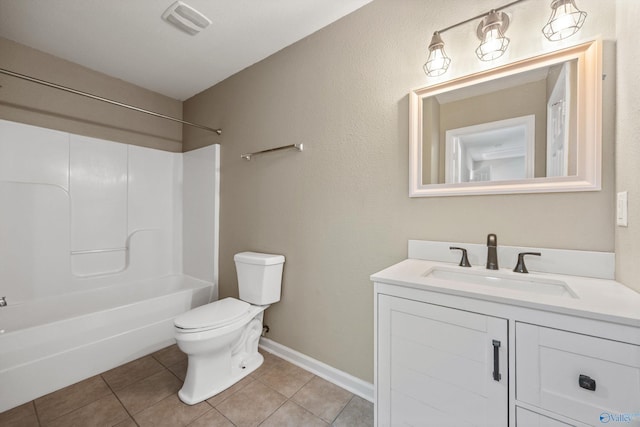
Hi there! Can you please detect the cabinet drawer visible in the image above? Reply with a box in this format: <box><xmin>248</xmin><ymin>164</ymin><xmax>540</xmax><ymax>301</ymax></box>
<box><xmin>516</xmin><ymin>323</ymin><xmax>640</xmax><ymax>426</ymax></box>
<box><xmin>516</xmin><ymin>407</ymin><xmax>577</xmax><ymax>427</ymax></box>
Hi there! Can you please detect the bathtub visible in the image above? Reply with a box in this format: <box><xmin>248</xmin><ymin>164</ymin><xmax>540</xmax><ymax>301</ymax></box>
<box><xmin>0</xmin><ymin>275</ymin><xmax>212</xmax><ymax>412</ymax></box>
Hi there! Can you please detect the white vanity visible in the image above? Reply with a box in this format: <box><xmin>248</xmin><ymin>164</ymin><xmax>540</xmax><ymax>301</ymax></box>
<box><xmin>371</xmin><ymin>240</ymin><xmax>640</xmax><ymax>427</ymax></box>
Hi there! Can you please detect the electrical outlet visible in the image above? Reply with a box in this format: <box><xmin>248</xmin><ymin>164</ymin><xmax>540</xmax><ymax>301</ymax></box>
<box><xmin>617</xmin><ymin>191</ymin><xmax>628</xmax><ymax>227</ymax></box>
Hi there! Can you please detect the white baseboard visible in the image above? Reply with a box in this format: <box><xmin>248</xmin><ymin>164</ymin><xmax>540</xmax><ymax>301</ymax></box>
<box><xmin>259</xmin><ymin>337</ymin><xmax>374</xmax><ymax>403</ymax></box>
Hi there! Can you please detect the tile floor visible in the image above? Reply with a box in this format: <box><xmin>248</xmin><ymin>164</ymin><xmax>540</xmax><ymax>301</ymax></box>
<box><xmin>0</xmin><ymin>345</ymin><xmax>374</xmax><ymax>427</ymax></box>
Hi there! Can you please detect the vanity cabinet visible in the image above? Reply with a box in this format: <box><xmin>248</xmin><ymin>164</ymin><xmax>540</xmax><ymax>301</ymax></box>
<box><xmin>373</xmin><ymin>262</ymin><xmax>640</xmax><ymax>427</ymax></box>
<box><xmin>377</xmin><ymin>295</ymin><xmax>508</xmax><ymax>427</ymax></box>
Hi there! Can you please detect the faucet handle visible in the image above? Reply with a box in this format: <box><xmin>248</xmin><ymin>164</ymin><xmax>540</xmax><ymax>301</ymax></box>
<box><xmin>450</xmin><ymin>247</ymin><xmax>472</xmax><ymax>267</ymax></box>
<box><xmin>513</xmin><ymin>252</ymin><xmax>541</xmax><ymax>273</ymax></box>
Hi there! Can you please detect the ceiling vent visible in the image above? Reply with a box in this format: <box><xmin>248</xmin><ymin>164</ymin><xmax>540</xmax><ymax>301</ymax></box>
<box><xmin>162</xmin><ymin>1</ymin><xmax>211</xmax><ymax>35</ymax></box>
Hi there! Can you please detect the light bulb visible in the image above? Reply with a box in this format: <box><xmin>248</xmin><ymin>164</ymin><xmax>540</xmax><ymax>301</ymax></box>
<box><xmin>482</xmin><ymin>29</ymin><xmax>504</xmax><ymax>55</ymax></box>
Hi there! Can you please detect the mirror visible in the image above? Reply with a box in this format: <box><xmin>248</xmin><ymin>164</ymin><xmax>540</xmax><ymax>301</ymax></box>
<box><xmin>409</xmin><ymin>40</ymin><xmax>602</xmax><ymax>197</ymax></box>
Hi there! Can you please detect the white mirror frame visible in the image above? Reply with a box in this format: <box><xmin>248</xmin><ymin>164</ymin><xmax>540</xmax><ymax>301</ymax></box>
<box><xmin>409</xmin><ymin>40</ymin><xmax>602</xmax><ymax>197</ymax></box>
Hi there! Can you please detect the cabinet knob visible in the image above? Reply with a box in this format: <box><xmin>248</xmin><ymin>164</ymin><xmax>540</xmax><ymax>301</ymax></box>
<box><xmin>579</xmin><ymin>374</ymin><xmax>596</xmax><ymax>391</ymax></box>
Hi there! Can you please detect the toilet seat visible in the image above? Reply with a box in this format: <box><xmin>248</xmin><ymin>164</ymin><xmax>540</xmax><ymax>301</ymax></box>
<box><xmin>175</xmin><ymin>298</ymin><xmax>250</xmax><ymax>332</ymax></box>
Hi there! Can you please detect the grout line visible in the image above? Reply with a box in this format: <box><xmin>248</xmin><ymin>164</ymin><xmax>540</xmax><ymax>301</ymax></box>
<box><xmin>251</xmin><ymin>355</ymin><xmax>326</xmax><ymax>426</ymax></box>
<box><xmin>296</xmin><ymin>373</ymin><xmax>316</xmax><ymax>395</ymax></box>
<box><xmin>253</xmin><ymin>369</ymin><xmax>314</xmax><ymax>401</ymax></box>
<box><xmin>30</xmin><ymin>377</ymin><xmax>113</xmax><ymax>425</ymax></box>
<box><xmin>164</xmin><ymin>361</ymin><xmax>186</xmax><ymax>382</ymax></box>
<box><xmin>256</xmin><ymin>399</ymin><xmax>288</xmax><ymax>427</ymax></box>
<box><xmin>331</xmin><ymin>394</ymin><xmax>355</xmax><ymax>425</ymax></box>
<box><xmin>31</xmin><ymin>400</ymin><xmax>43</xmax><ymax>427</ymax></box>
<box><xmin>210</xmin><ymin>377</ymin><xmax>255</xmax><ymax>408</ymax></box>
<box><xmin>100</xmin><ymin>373</ymin><xmax>140</xmax><ymax>426</ymax></box>
<box><xmin>187</xmin><ymin>407</ymin><xmax>236</xmax><ymax>427</ymax></box>
<box><xmin>259</xmin><ymin>339</ymin><xmax>373</xmax><ymax>402</ymax></box>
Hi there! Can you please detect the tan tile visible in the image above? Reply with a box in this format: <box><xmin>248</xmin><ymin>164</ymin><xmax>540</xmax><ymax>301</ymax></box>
<box><xmin>102</xmin><ymin>355</ymin><xmax>165</xmax><ymax>391</ymax></box>
<box><xmin>0</xmin><ymin>402</ymin><xmax>39</xmax><ymax>427</ymax></box>
<box><xmin>249</xmin><ymin>350</ymin><xmax>283</xmax><ymax>378</ymax></box>
<box><xmin>133</xmin><ymin>394</ymin><xmax>211</xmax><ymax>427</ymax></box>
<box><xmin>41</xmin><ymin>394</ymin><xmax>128</xmax><ymax>427</ymax></box>
<box><xmin>167</xmin><ymin>359</ymin><xmax>188</xmax><ymax>382</ymax></box>
<box><xmin>187</xmin><ymin>408</ymin><xmax>234</xmax><ymax>427</ymax></box>
<box><xmin>114</xmin><ymin>417</ymin><xmax>138</xmax><ymax>427</ymax></box>
<box><xmin>292</xmin><ymin>376</ymin><xmax>352</xmax><ymax>422</ymax></box>
<box><xmin>216</xmin><ymin>380</ymin><xmax>286</xmax><ymax>427</ymax></box>
<box><xmin>257</xmin><ymin>359</ymin><xmax>314</xmax><ymax>398</ymax></box>
<box><xmin>153</xmin><ymin>344</ymin><xmax>187</xmax><ymax>367</ymax></box>
<box><xmin>114</xmin><ymin>369</ymin><xmax>182</xmax><ymax>414</ymax></box>
<box><xmin>206</xmin><ymin>376</ymin><xmax>254</xmax><ymax>407</ymax></box>
<box><xmin>261</xmin><ymin>401</ymin><xmax>329</xmax><ymax>427</ymax></box>
<box><xmin>35</xmin><ymin>376</ymin><xmax>112</xmax><ymax>422</ymax></box>
<box><xmin>332</xmin><ymin>395</ymin><xmax>374</xmax><ymax>427</ymax></box>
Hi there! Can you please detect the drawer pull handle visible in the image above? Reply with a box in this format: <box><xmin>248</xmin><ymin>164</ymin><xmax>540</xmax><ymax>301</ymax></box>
<box><xmin>492</xmin><ymin>340</ymin><xmax>501</xmax><ymax>381</ymax></box>
<box><xmin>579</xmin><ymin>374</ymin><xmax>596</xmax><ymax>391</ymax></box>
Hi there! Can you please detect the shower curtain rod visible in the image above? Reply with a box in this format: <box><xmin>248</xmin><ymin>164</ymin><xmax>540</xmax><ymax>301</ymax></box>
<box><xmin>0</xmin><ymin>68</ymin><xmax>222</xmax><ymax>135</ymax></box>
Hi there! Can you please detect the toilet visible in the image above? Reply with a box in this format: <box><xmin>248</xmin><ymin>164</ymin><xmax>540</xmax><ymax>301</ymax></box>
<box><xmin>174</xmin><ymin>251</ymin><xmax>285</xmax><ymax>405</ymax></box>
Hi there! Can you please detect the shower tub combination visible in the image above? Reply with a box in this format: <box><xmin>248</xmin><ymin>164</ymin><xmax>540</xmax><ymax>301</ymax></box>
<box><xmin>0</xmin><ymin>275</ymin><xmax>212</xmax><ymax>413</ymax></box>
<box><xmin>0</xmin><ymin>120</ymin><xmax>221</xmax><ymax>413</ymax></box>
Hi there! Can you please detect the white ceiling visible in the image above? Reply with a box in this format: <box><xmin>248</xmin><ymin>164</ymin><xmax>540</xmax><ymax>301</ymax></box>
<box><xmin>0</xmin><ymin>0</ymin><xmax>374</xmax><ymax>101</ymax></box>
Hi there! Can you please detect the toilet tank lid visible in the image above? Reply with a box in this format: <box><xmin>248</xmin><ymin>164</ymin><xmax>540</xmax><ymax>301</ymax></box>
<box><xmin>234</xmin><ymin>251</ymin><xmax>285</xmax><ymax>266</ymax></box>
<box><xmin>174</xmin><ymin>298</ymin><xmax>250</xmax><ymax>330</ymax></box>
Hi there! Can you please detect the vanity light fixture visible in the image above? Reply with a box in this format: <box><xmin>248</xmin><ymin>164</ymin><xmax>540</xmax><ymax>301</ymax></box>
<box><xmin>542</xmin><ymin>0</ymin><xmax>587</xmax><ymax>41</ymax></box>
<box><xmin>424</xmin><ymin>32</ymin><xmax>452</xmax><ymax>76</ymax></box>
<box><xmin>422</xmin><ymin>0</ymin><xmax>588</xmax><ymax>77</ymax></box>
<box><xmin>475</xmin><ymin>10</ymin><xmax>510</xmax><ymax>61</ymax></box>
<box><xmin>422</xmin><ymin>0</ymin><xmax>525</xmax><ymax>77</ymax></box>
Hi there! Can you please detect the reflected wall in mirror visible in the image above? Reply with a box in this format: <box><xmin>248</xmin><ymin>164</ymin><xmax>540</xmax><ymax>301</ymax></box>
<box><xmin>410</xmin><ymin>40</ymin><xmax>602</xmax><ymax>197</ymax></box>
<box><xmin>426</xmin><ymin>61</ymin><xmax>575</xmax><ymax>184</ymax></box>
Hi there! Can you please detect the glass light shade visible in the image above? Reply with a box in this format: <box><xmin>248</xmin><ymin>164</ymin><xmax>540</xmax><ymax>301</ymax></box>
<box><xmin>543</xmin><ymin>0</ymin><xmax>587</xmax><ymax>41</ymax></box>
<box><xmin>423</xmin><ymin>32</ymin><xmax>451</xmax><ymax>77</ymax></box>
<box><xmin>475</xmin><ymin>11</ymin><xmax>510</xmax><ymax>61</ymax></box>
<box><xmin>476</xmin><ymin>27</ymin><xmax>510</xmax><ymax>60</ymax></box>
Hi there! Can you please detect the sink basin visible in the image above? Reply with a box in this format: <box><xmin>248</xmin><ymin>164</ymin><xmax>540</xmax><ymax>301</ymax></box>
<box><xmin>425</xmin><ymin>267</ymin><xmax>577</xmax><ymax>298</ymax></box>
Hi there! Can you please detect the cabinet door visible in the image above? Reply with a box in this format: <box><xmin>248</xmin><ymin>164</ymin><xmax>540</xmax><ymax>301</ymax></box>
<box><xmin>377</xmin><ymin>295</ymin><xmax>508</xmax><ymax>427</ymax></box>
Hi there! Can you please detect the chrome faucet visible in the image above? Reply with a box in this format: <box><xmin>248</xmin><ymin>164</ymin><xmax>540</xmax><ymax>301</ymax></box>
<box><xmin>486</xmin><ymin>234</ymin><xmax>498</xmax><ymax>270</ymax></box>
<box><xmin>0</xmin><ymin>297</ymin><xmax>6</xmax><ymax>307</ymax></box>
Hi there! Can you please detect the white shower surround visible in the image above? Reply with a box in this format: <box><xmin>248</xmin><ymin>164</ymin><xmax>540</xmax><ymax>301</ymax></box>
<box><xmin>0</xmin><ymin>119</ymin><xmax>219</xmax><ymax>411</ymax></box>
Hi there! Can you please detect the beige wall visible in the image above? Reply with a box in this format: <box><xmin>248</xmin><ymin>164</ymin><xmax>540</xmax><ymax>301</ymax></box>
<box><xmin>616</xmin><ymin>0</ymin><xmax>640</xmax><ymax>292</ymax></box>
<box><xmin>0</xmin><ymin>38</ymin><xmax>182</xmax><ymax>152</ymax></box>
<box><xmin>439</xmin><ymin>80</ymin><xmax>548</xmax><ymax>180</ymax></box>
<box><xmin>183</xmin><ymin>0</ymin><xmax>617</xmax><ymax>383</ymax></box>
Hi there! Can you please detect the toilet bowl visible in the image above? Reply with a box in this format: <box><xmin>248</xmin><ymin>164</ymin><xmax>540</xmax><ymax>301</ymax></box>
<box><xmin>174</xmin><ymin>252</ymin><xmax>285</xmax><ymax>404</ymax></box>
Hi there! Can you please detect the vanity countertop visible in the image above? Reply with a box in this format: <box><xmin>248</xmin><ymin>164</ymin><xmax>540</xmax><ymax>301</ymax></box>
<box><xmin>371</xmin><ymin>259</ymin><xmax>640</xmax><ymax>328</ymax></box>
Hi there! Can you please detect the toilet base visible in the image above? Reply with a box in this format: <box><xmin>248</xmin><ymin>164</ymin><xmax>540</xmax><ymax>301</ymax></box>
<box><xmin>178</xmin><ymin>350</ymin><xmax>264</xmax><ymax>405</ymax></box>
<box><xmin>176</xmin><ymin>308</ymin><xmax>267</xmax><ymax>405</ymax></box>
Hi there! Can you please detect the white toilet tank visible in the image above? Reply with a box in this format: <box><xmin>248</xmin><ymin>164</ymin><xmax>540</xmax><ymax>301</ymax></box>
<box><xmin>234</xmin><ymin>252</ymin><xmax>285</xmax><ymax>305</ymax></box>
